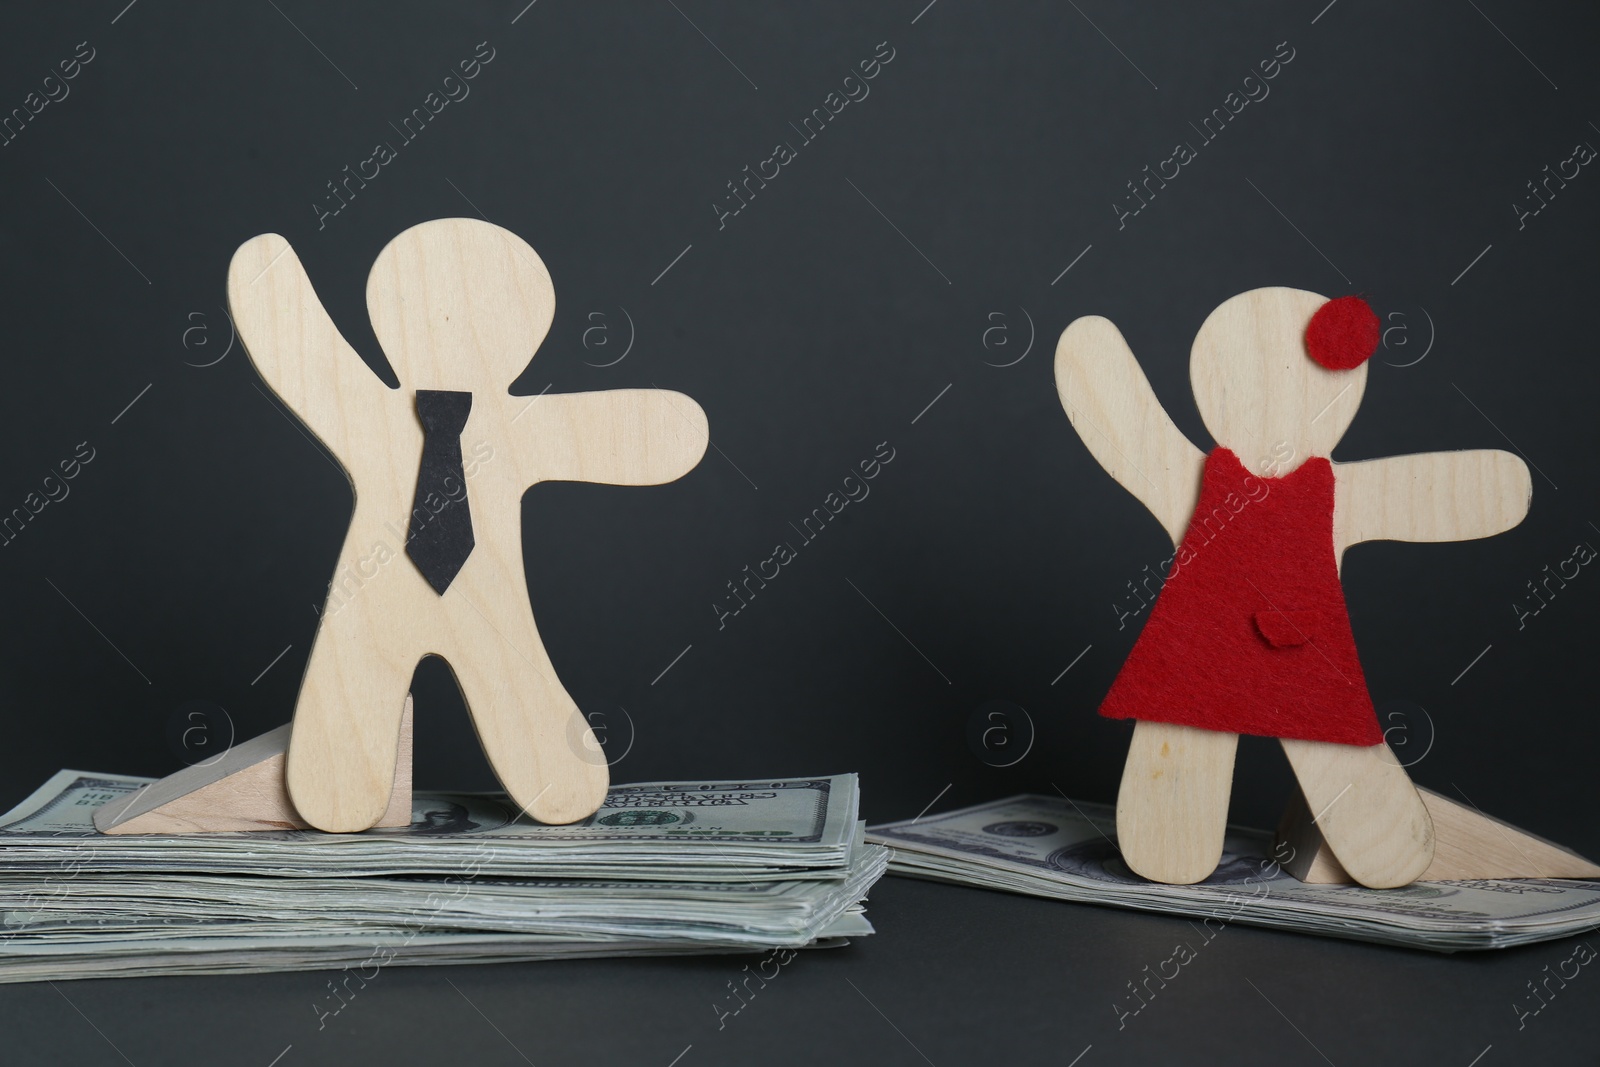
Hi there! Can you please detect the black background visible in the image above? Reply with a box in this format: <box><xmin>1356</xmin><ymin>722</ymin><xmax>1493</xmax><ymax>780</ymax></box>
<box><xmin>0</xmin><ymin>2</ymin><xmax>1597</xmax><ymax>1064</ymax></box>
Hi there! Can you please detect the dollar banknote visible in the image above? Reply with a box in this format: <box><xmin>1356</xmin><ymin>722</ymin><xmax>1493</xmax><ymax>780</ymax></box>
<box><xmin>0</xmin><ymin>910</ymin><xmax>875</xmax><ymax>984</ymax></box>
<box><xmin>0</xmin><ymin>769</ymin><xmax>883</xmax><ymax>983</ymax></box>
<box><xmin>0</xmin><ymin>770</ymin><xmax>861</xmax><ymax>878</ymax></box>
<box><xmin>869</xmin><ymin>794</ymin><xmax>1600</xmax><ymax>950</ymax></box>
<box><xmin>0</xmin><ymin>851</ymin><xmax>889</xmax><ymax>946</ymax></box>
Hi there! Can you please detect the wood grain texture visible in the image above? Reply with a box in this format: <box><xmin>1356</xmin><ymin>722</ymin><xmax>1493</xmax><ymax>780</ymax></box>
<box><xmin>227</xmin><ymin>219</ymin><xmax>709</xmax><ymax>833</ymax></box>
<box><xmin>1057</xmin><ymin>287</ymin><xmax>1532</xmax><ymax>887</ymax></box>
<box><xmin>1280</xmin><ymin>785</ymin><xmax>1600</xmax><ymax>883</ymax></box>
<box><xmin>1279</xmin><ymin>737</ymin><xmax>1434</xmax><ymax>888</ymax></box>
<box><xmin>1115</xmin><ymin>721</ymin><xmax>1238</xmax><ymax>884</ymax></box>
<box><xmin>1274</xmin><ymin>787</ymin><xmax>1346</xmax><ymax>882</ymax></box>
<box><xmin>1189</xmin><ymin>287</ymin><xmax>1366</xmax><ymax>479</ymax></box>
<box><xmin>1332</xmin><ymin>450</ymin><xmax>1532</xmax><ymax>559</ymax></box>
<box><xmin>95</xmin><ymin>699</ymin><xmax>413</xmax><ymax>834</ymax></box>
<box><xmin>1055</xmin><ymin>316</ymin><xmax>1205</xmax><ymax>545</ymax></box>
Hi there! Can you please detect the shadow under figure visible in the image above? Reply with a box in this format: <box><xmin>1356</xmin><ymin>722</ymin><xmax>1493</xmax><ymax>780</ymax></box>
<box><xmin>1054</xmin><ymin>288</ymin><xmax>1532</xmax><ymax>888</ymax></box>
<box><xmin>227</xmin><ymin>218</ymin><xmax>710</xmax><ymax>833</ymax></box>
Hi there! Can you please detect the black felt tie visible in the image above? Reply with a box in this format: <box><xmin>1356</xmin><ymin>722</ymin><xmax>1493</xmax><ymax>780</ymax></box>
<box><xmin>408</xmin><ymin>390</ymin><xmax>475</xmax><ymax>595</ymax></box>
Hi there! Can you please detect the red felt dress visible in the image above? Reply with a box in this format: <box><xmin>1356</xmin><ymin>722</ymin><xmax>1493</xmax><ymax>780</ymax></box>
<box><xmin>1099</xmin><ymin>447</ymin><xmax>1382</xmax><ymax>746</ymax></box>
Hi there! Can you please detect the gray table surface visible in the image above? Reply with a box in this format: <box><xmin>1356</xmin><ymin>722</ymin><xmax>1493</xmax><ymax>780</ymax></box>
<box><xmin>2</xmin><ymin>875</ymin><xmax>1592</xmax><ymax>1067</ymax></box>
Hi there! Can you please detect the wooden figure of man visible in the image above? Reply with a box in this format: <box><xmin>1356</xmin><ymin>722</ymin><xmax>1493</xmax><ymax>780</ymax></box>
<box><xmin>1056</xmin><ymin>288</ymin><xmax>1531</xmax><ymax>888</ymax></box>
<box><xmin>228</xmin><ymin>218</ymin><xmax>709</xmax><ymax>833</ymax></box>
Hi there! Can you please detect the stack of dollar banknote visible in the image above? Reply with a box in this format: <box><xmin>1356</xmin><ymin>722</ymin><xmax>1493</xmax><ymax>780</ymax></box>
<box><xmin>869</xmin><ymin>794</ymin><xmax>1600</xmax><ymax>951</ymax></box>
<box><xmin>0</xmin><ymin>770</ymin><xmax>885</xmax><ymax>983</ymax></box>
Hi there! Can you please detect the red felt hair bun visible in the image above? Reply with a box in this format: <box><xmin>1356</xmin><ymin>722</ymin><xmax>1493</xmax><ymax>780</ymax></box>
<box><xmin>1305</xmin><ymin>295</ymin><xmax>1379</xmax><ymax>371</ymax></box>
